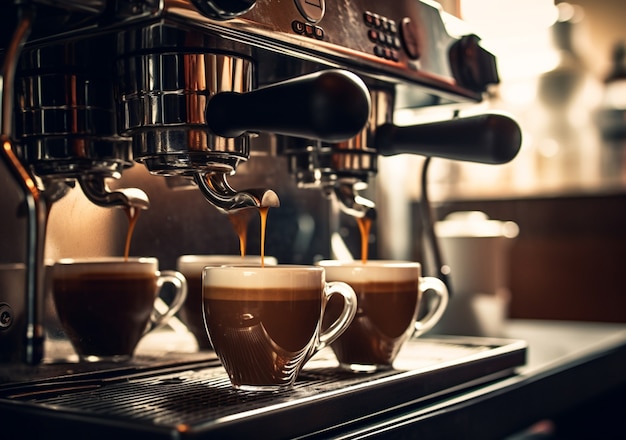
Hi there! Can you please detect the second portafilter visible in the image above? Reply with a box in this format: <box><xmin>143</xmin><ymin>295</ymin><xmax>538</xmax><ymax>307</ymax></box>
<box><xmin>283</xmin><ymin>86</ymin><xmax>521</xmax><ymax>273</ymax></box>
<box><xmin>282</xmin><ymin>88</ymin><xmax>393</xmax><ymax>220</ymax></box>
<box><xmin>284</xmin><ymin>81</ymin><xmax>522</xmax><ymax>221</ymax></box>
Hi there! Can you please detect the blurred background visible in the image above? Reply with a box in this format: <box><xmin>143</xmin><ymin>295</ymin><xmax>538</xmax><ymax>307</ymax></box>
<box><xmin>423</xmin><ymin>0</ymin><xmax>626</xmax><ymax>324</ymax></box>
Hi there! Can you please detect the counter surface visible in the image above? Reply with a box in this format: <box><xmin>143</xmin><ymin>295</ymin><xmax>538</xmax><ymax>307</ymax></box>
<box><xmin>345</xmin><ymin>320</ymin><xmax>626</xmax><ymax>439</ymax></box>
<box><xmin>1</xmin><ymin>320</ymin><xmax>625</xmax><ymax>439</ymax></box>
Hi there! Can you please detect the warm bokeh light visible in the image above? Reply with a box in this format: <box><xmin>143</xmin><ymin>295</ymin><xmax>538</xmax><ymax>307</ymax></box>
<box><xmin>460</xmin><ymin>0</ymin><xmax>560</xmax><ymax>80</ymax></box>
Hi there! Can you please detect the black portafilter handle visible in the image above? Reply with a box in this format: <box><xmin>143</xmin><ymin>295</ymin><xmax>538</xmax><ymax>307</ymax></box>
<box><xmin>375</xmin><ymin>113</ymin><xmax>522</xmax><ymax>164</ymax></box>
<box><xmin>206</xmin><ymin>69</ymin><xmax>371</xmax><ymax>143</ymax></box>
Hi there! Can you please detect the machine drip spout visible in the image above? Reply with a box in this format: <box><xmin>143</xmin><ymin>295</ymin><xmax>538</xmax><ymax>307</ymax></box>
<box><xmin>333</xmin><ymin>180</ymin><xmax>376</xmax><ymax>220</ymax></box>
<box><xmin>40</xmin><ymin>179</ymin><xmax>73</xmax><ymax>206</ymax></box>
<box><xmin>193</xmin><ymin>172</ymin><xmax>280</xmax><ymax>213</ymax></box>
<box><xmin>78</xmin><ymin>175</ymin><xmax>150</xmax><ymax>211</ymax></box>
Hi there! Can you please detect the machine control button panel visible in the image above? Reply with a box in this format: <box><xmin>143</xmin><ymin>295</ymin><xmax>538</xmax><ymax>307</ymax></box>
<box><xmin>292</xmin><ymin>21</ymin><xmax>324</xmax><ymax>40</ymax></box>
<box><xmin>238</xmin><ymin>0</ymin><xmax>486</xmax><ymax>100</ymax></box>
<box><xmin>364</xmin><ymin>11</ymin><xmax>400</xmax><ymax>62</ymax></box>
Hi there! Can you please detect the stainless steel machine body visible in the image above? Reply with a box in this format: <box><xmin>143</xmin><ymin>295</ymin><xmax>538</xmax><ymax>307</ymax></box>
<box><xmin>0</xmin><ymin>0</ymin><xmax>521</xmax><ymax>365</ymax></box>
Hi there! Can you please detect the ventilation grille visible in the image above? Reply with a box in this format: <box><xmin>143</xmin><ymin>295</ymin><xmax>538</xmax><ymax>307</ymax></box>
<box><xmin>3</xmin><ymin>338</ymin><xmax>527</xmax><ymax>438</ymax></box>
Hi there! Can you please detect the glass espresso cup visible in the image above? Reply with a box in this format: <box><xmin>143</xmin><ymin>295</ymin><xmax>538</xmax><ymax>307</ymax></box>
<box><xmin>202</xmin><ymin>265</ymin><xmax>357</xmax><ymax>391</ymax></box>
<box><xmin>176</xmin><ymin>255</ymin><xmax>277</xmax><ymax>349</ymax></box>
<box><xmin>52</xmin><ymin>257</ymin><xmax>187</xmax><ymax>362</ymax></box>
<box><xmin>317</xmin><ymin>260</ymin><xmax>449</xmax><ymax>372</ymax></box>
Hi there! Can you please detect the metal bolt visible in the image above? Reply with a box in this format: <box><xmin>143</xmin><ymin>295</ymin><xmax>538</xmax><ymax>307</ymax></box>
<box><xmin>0</xmin><ymin>303</ymin><xmax>13</xmax><ymax>329</ymax></box>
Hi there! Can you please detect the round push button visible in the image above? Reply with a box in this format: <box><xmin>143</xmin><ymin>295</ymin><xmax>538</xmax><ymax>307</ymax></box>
<box><xmin>400</xmin><ymin>17</ymin><xmax>421</xmax><ymax>60</ymax></box>
<box><xmin>0</xmin><ymin>303</ymin><xmax>13</xmax><ymax>329</ymax></box>
<box><xmin>292</xmin><ymin>20</ymin><xmax>306</xmax><ymax>34</ymax></box>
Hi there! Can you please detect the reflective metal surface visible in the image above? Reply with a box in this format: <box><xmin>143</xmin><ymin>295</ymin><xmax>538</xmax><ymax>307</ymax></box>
<box><xmin>0</xmin><ymin>0</ymin><xmax>520</xmax><ymax>366</ymax></box>
<box><xmin>118</xmin><ymin>32</ymin><xmax>254</xmax><ymax>176</ymax></box>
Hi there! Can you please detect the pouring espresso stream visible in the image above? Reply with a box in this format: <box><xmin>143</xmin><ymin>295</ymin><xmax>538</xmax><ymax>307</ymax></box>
<box><xmin>357</xmin><ymin>216</ymin><xmax>373</xmax><ymax>264</ymax></box>
<box><xmin>227</xmin><ymin>206</ymin><xmax>272</xmax><ymax>265</ymax></box>
<box><xmin>123</xmin><ymin>204</ymin><xmax>273</xmax><ymax>265</ymax></box>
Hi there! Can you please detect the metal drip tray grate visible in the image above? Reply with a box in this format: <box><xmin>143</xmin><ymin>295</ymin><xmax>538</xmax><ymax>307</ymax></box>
<box><xmin>0</xmin><ymin>337</ymin><xmax>526</xmax><ymax>439</ymax></box>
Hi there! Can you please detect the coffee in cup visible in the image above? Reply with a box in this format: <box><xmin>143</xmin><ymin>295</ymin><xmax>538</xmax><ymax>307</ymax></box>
<box><xmin>176</xmin><ymin>255</ymin><xmax>277</xmax><ymax>349</ymax></box>
<box><xmin>202</xmin><ymin>265</ymin><xmax>357</xmax><ymax>390</ymax></box>
<box><xmin>317</xmin><ymin>260</ymin><xmax>448</xmax><ymax>372</ymax></box>
<box><xmin>52</xmin><ymin>257</ymin><xmax>187</xmax><ymax>362</ymax></box>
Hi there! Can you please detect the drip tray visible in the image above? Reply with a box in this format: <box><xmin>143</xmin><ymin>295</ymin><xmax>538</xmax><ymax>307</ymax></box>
<box><xmin>0</xmin><ymin>336</ymin><xmax>526</xmax><ymax>439</ymax></box>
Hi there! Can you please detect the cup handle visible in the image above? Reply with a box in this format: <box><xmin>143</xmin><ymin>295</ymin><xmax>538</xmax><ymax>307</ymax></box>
<box><xmin>149</xmin><ymin>270</ymin><xmax>188</xmax><ymax>332</ymax></box>
<box><xmin>414</xmin><ymin>277</ymin><xmax>449</xmax><ymax>337</ymax></box>
<box><xmin>317</xmin><ymin>281</ymin><xmax>357</xmax><ymax>352</ymax></box>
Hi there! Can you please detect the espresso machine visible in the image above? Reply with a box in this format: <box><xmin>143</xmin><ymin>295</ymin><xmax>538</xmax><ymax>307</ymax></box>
<box><xmin>0</xmin><ymin>1</ymin><xmax>525</xmax><ymax>437</ymax></box>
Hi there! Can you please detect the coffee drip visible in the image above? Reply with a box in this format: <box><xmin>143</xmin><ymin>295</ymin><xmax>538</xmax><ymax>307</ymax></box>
<box><xmin>227</xmin><ymin>210</ymin><xmax>254</xmax><ymax>259</ymax></box>
<box><xmin>259</xmin><ymin>207</ymin><xmax>270</xmax><ymax>266</ymax></box>
<box><xmin>357</xmin><ymin>217</ymin><xmax>373</xmax><ymax>264</ymax></box>
<box><xmin>123</xmin><ymin>207</ymin><xmax>142</xmax><ymax>261</ymax></box>
<box><xmin>227</xmin><ymin>207</ymin><xmax>271</xmax><ymax>266</ymax></box>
